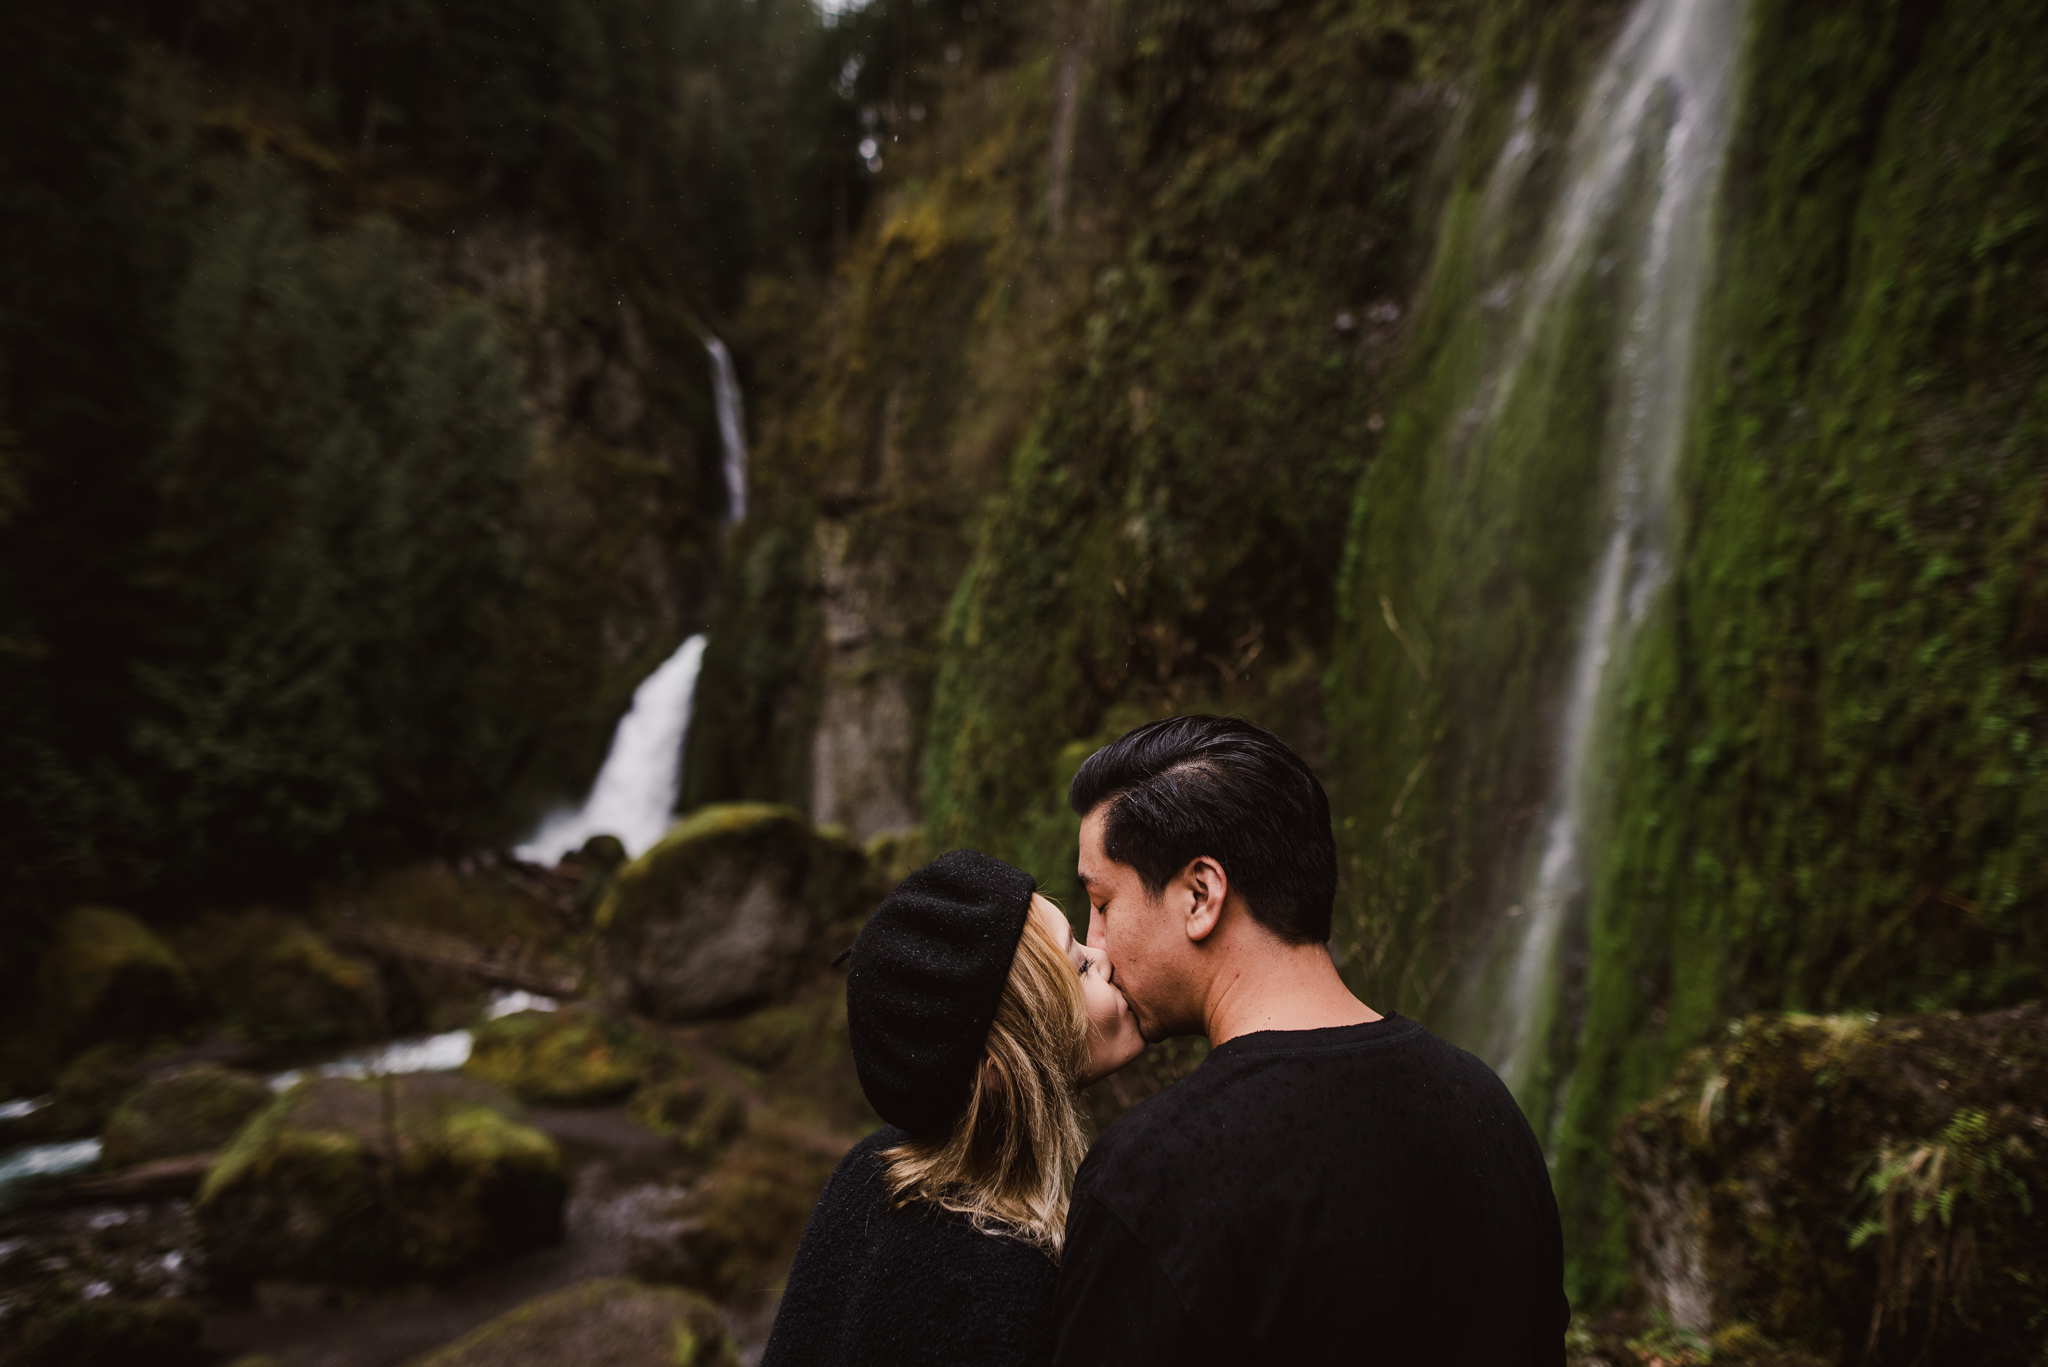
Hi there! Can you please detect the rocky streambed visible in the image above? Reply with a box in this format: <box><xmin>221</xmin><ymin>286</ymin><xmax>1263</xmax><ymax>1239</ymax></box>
<box><xmin>0</xmin><ymin>805</ymin><xmax>879</xmax><ymax>1367</ymax></box>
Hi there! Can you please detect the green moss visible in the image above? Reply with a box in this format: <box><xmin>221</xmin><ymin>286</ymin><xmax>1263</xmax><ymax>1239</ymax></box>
<box><xmin>464</xmin><ymin>1008</ymin><xmax>658</xmax><ymax>1105</ymax></box>
<box><xmin>924</xmin><ymin>0</ymin><xmax>1470</xmax><ymax>897</ymax></box>
<box><xmin>674</xmin><ymin>1132</ymin><xmax>841</xmax><ymax>1299</ymax></box>
<box><xmin>177</xmin><ymin>911</ymin><xmax>384</xmax><ymax>1046</ymax></box>
<box><xmin>1615</xmin><ymin>1004</ymin><xmax>2047</xmax><ymax>1365</ymax></box>
<box><xmin>593</xmin><ymin>804</ymin><xmax>876</xmax><ymax>1021</ymax></box>
<box><xmin>100</xmin><ymin>1063</ymin><xmax>272</xmax><ymax>1167</ymax></box>
<box><xmin>407</xmin><ymin>1277</ymin><xmax>738</xmax><ymax>1367</ymax></box>
<box><xmin>1541</xmin><ymin>0</ymin><xmax>2048</xmax><ymax>1304</ymax></box>
<box><xmin>631</xmin><ymin>1076</ymin><xmax>749</xmax><ymax>1162</ymax></box>
<box><xmin>195</xmin><ymin>1074</ymin><xmax>565</xmax><ymax>1292</ymax></box>
<box><xmin>35</xmin><ymin>906</ymin><xmax>192</xmax><ymax>1047</ymax></box>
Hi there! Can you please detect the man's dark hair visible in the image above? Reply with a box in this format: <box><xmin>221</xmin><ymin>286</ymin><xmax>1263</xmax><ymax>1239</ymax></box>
<box><xmin>1067</xmin><ymin>715</ymin><xmax>1336</xmax><ymax>945</ymax></box>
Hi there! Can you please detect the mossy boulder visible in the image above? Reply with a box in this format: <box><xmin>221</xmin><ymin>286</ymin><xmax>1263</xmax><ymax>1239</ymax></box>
<box><xmin>194</xmin><ymin>1073</ymin><xmax>565</xmax><ymax>1293</ymax></box>
<box><xmin>406</xmin><ymin>1277</ymin><xmax>737</xmax><ymax>1367</ymax></box>
<box><xmin>100</xmin><ymin>1064</ymin><xmax>273</xmax><ymax>1167</ymax></box>
<box><xmin>24</xmin><ymin>1041</ymin><xmax>149</xmax><ymax>1141</ymax></box>
<box><xmin>593</xmin><ymin>804</ymin><xmax>877</xmax><ymax>1021</ymax></box>
<box><xmin>667</xmin><ymin>1132</ymin><xmax>841</xmax><ymax>1300</ymax></box>
<box><xmin>464</xmin><ymin>1008</ymin><xmax>655</xmax><ymax>1105</ymax></box>
<box><xmin>35</xmin><ymin>907</ymin><xmax>192</xmax><ymax>1047</ymax></box>
<box><xmin>15</xmin><ymin>1297</ymin><xmax>204</xmax><ymax>1367</ymax></box>
<box><xmin>1616</xmin><ymin>1002</ymin><xmax>2048</xmax><ymax>1367</ymax></box>
<box><xmin>177</xmin><ymin>912</ymin><xmax>384</xmax><ymax>1046</ymax></box>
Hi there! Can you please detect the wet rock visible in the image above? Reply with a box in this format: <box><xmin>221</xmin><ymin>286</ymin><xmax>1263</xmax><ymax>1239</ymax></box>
<box><xmin>464</xmin><ymin>1008</ymin><xmax>657</xmax><ymax>1105</ymax></box>
<box><xmin>35</xmin><ymin>907</ymin><xmax>192</xmax><ymax>1050</ymax></box>
<box><xmin>406</xmin><ymin>1276</ymin><xmax>737</xmax><ymax>1367</ymax></box>
<box><xmin>567</xmin><ymin>834</ymin><xmax>629</xmax><ymax>924</ymax></box>
<box><xmin>25</xmin><ymin>1043</ymin><xmax>149</xmax><ymax>1142</ymax></box>
<box><xmin>194</xmin><ymin>1074</ymin><xmax>565</xmax><ymax>1294</ymax></box>
<box><xmin>1616</xmin><ymin>1002</ymin><xmax>2048</xmax><ymax>1367</ymax></box>
<box><xmin>592</xmin><ymin>804</ymin><xmax>876</xmax><ymax>1021</ymax></box>
<box><xmin>100</xmin><ymin>1065</ymin><xmax>272</xmax><ymax>1168</ymax></box>
<box><xmin>0</xmin><ymin>1199</ymin><xmax>203</xmax><ymax>1363</ymax></box>
<box><xmin>14</xmin><ymin>1296</ymin><xmax>204</xmax><ymax>1367</ymax></box>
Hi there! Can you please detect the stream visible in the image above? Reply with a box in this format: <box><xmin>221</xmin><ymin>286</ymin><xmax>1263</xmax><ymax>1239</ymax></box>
<box><xmin>0</xmin><ymin>991</ymin><xmax>744</xmax><ymax>1367</ymax></box>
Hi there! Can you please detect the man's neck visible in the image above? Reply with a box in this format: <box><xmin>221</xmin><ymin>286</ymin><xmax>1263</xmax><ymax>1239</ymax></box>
<box><xmin>1201</xmin><ymin>938</ymin><xmax>1380</xmax><ymax>1047</ymax></box>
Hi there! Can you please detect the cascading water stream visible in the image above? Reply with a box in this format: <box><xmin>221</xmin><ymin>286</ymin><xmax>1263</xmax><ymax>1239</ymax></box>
<box><xmin>1444</xmin><ymin>0</ymin><xmax>1744</xmax><ymax>1105</ymax></box>
<box><xmin>706</xmin><ymin>336</ymin><xmax>748</xmax><ymax>527</ymax></box>
<box><xmin>515</xmin><ymin>338</ymin><xmax>748</xmax><ymax>865</ymax></box>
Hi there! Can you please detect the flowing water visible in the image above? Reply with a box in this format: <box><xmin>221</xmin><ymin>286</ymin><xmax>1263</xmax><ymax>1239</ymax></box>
<box><xmin>0</xmin><ymin>992</ymin><xmax>557</xmax><ymax>1210</ymax></box>
<box><xmin>706</xmin><ymin>336</ymin><xmax>749</xmax><ymax>527</ymax></box>
<box><xmin>1443</xmin><ymin>0</ymin><xmax>1745</xmax><ymax>1106</ymax></box>
<box><xmin>514</xmin><ymin>336</ymin><xmax>749</xmax><ymax>866</ymax></box>
<box><xmin>514</xmin><ymin>634</ymin><xmax>709</xmax><ymax>864</ymax></box>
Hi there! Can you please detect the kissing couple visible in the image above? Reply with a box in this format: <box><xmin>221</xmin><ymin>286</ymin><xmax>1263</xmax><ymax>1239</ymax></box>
<box><xmin>762</xmin><ymin>716</ymin><xmax>1569</xmax><ymax>1366</ymax></box>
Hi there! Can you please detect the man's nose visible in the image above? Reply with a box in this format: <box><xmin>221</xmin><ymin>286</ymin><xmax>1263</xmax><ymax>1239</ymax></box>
<box><xmin>1087</xmin><ymin>906</ymin><xmax>1106</xmax><ymax>947</ymax></box>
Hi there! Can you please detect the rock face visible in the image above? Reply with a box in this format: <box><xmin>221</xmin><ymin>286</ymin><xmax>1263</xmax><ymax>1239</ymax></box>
<box><xmin>35</xmin><ymin>906</ymin><xmax>192</xmax><ymax>1048</ymax></box>
<box><xmin>100</xmin><ymin>1063</ymin><xmax>273</xmax><ymax>1167</ymax></box>
<box><xmin>593</xmin><ymin>804</ymin><xmax>876</xmax><ymax>1022</ymax></box>
<box><xmin>464</xmin><ymin>1008</ymin><xmax>651</xmax><ymax>1105</ymax></box>
<box><xmin>194</xmin><ymin>1074</ymin><xmax>565</xmax><ymax>1293</ymax></box>
<box><xmin>1616</xmin><ymin>1003</ymin><xmax>2048</xmax><ymax>1367</ymax></box>
<box><xmin>407</xmin><ymin>1277</ymin><xmax>737</xmax><ymax>1367</ymax></box>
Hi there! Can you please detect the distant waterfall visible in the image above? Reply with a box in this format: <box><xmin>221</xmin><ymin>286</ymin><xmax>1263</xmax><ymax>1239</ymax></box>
<box><xmin>706</xmin><ymin>336</ymin><xmax>748</xmax><ymax>525</ymax></box>
<box><xmin>515</xmin><ymin>337</ymin><xmax>748</xmax><ymax>865</ymax></box>
<box><xmin>1447</xmin><ymin>0</ymin><xmax>1744</xmax><ymax>1102</ymax></box>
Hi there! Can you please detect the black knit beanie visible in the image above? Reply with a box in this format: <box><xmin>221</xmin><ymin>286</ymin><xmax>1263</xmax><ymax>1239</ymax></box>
<box><xmin>846</xmin><ymin>849</ymin><xmax>1037</xmax><ymax>1137</ymax></box>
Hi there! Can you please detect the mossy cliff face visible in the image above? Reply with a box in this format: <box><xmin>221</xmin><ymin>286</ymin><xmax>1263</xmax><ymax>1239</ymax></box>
<box><xmin>433</xmin><ymin>218</ymin><xmax>727</xmax><ymax>831</ymax></box>
<box><xmin>1547</xmin><ymin>0</ymin><xmax>2048</xmax><ymax>1303</ymax></box>
<box><xmin>691</xmin><ymin>0</ymin><xmax>1468</xmax><ymax>894</ymax></box>
<box><xmin>684</xmin><ymin>5</ymin><xmax>1090</xmax><ymax>839</ymax></box>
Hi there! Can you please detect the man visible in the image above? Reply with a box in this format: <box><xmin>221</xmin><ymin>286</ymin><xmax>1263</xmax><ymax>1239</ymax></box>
<box><xmin>1055</xmin><ymin>715</ymin><xmax>1568</xmax><ymax>1365</ymax></box>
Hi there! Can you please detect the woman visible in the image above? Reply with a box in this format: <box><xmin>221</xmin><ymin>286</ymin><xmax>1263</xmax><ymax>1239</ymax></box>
<box><xmin>761</xmin><ymin>848</ymin><xmax>1144</xmax><ymax>1367</ymax></box>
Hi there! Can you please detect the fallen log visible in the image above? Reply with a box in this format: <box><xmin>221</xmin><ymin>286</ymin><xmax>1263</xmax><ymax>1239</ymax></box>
<box><xmin>329</xmin><ymin>921</ymin><xmax>581</xmax><ymax>998</ymax></box>
<box><xmin>35</xmin><ymin>1151</ymin><xmax>216</xmax><ymax>1206</ymax></box>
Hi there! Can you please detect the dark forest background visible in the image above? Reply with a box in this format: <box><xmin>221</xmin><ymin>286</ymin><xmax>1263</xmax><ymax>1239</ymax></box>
<box><xmin>0</xmin><ymin>0</ymin><xmax>980</xmax><ymax>955</ymax></box>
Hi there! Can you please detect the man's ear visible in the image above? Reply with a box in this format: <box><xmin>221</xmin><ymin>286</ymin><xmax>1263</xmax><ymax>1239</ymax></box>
<box><xmin>1183</xmin><ymin>856</ymin><xmax>1228</xmax><ymax>943</ymax></box>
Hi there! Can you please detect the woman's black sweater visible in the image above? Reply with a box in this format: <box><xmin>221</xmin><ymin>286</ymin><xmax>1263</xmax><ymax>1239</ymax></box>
<box><xmin>761</xmin><ymin>1127</ymin><xmax>1059</xmax><ymax>1367</ymax></box>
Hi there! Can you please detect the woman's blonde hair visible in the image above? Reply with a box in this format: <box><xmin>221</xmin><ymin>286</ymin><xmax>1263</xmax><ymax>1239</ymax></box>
<box><xmin>880</xmin><ymin>901</ymin><xmax>1089</xmax><ymax>1255</ymax></box>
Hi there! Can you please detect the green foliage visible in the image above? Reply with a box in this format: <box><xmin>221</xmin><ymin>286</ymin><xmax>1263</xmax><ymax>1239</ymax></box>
<box><xmin>131</xmin><ymin>159</ymin><xmax>529</xmax><ymax>888</ymax></box>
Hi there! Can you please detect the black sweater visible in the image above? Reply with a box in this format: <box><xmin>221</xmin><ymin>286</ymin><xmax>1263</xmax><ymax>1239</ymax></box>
<box><xmin>762</xmin><ymin>1127</ymin><xmax>1059</xmax><ymax>1367</ymax></box>
<box><xmin>1053</xmin><ymin>1016</ymin><xmax>1569</xmax><ymax>1366</ymax></box>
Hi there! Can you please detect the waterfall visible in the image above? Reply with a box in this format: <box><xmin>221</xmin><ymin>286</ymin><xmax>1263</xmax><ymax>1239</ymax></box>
<box><xmin>515</xmin><ymin>634</ymin><xmax>709</xmax><ymax>863</ymax></box>
<box><xmin>706</xmin><ymin>336</ymin><xmax>748</xmax><ymax>526</ymax></box>
<box><xmin>1446</xmin><ymin>0</ymin><xmax>1745</xmax><ymax>1103</ymax></box>
<box><xmin>515</xmin><ymin>337</ymin><xmax>748</xmax><ymax>866</ymax></box>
